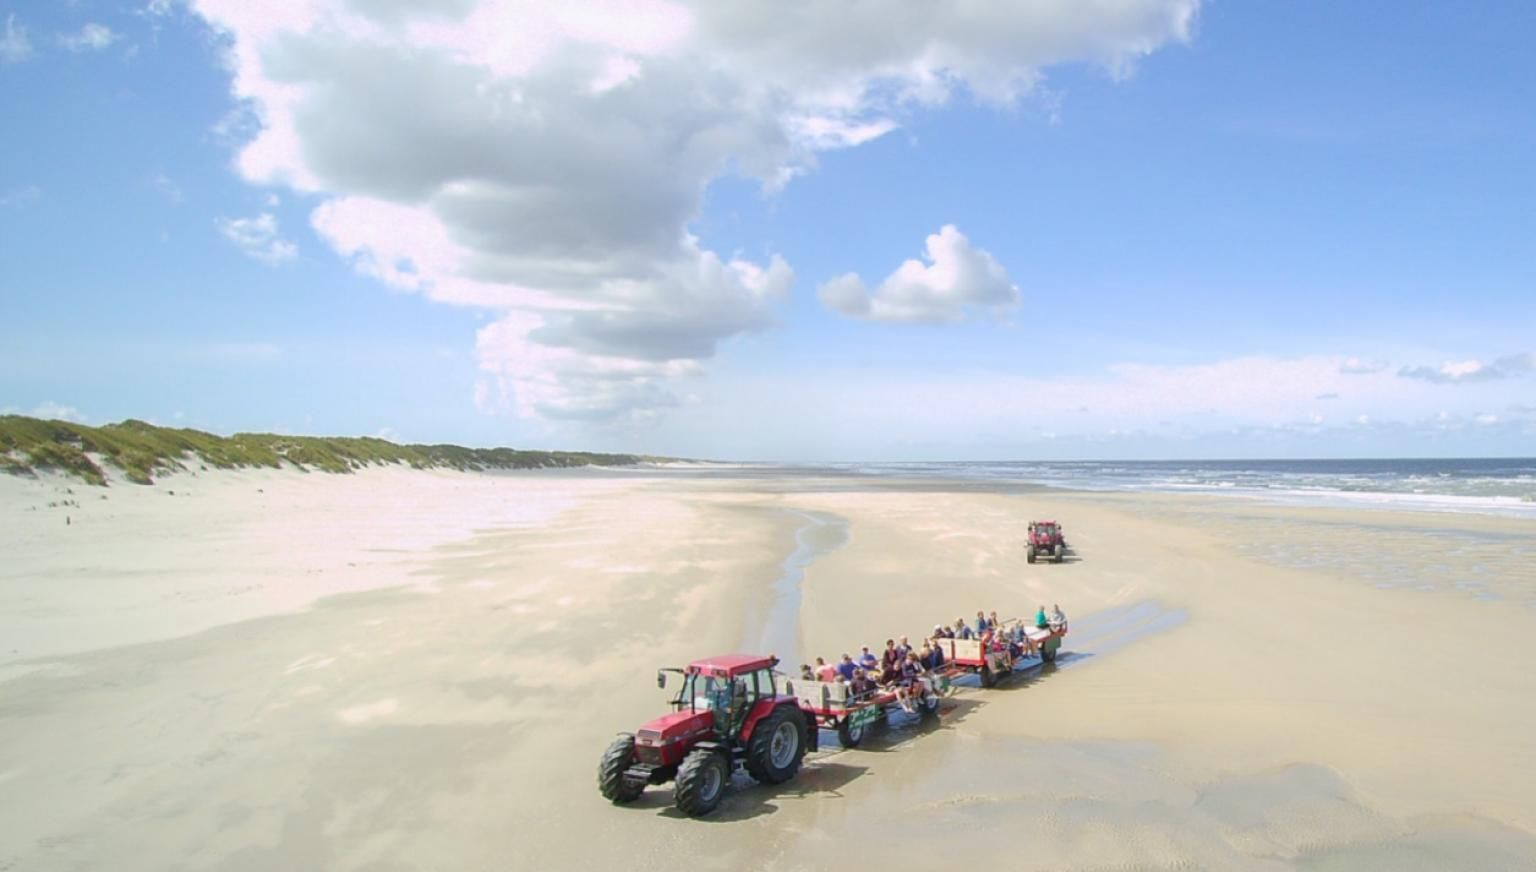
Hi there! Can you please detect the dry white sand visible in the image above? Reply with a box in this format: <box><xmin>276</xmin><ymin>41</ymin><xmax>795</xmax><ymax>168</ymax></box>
<box><xmin>1</xmin><ymin>465</ymin><xmax>1534</xmax><ymax>871</ymax></box>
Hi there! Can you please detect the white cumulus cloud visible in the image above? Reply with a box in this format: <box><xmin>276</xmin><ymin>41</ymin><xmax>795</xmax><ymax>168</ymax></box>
<box><xmin>185</xmin><ymin>0</ymin><xmax>1201</xmax><ymax>423</ymax></box>
<box><xmin>216</xmin><ymin>213</ymin><xmax>297</xmax><ymax>264</ymax></box>
<box><xmin>819</xmin><ymin>224</ymin><xmax>1020</xmax><ymax>323</ymax></box>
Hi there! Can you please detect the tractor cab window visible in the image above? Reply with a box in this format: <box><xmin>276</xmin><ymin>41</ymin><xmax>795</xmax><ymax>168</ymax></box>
<box><xmin>684</xmin><ymin>673</ymin><xmax>729</xmax><ymax>722</ymax></box>
<box><xmin>746</xmin><ymin>668</ymin><xmax>776</xmax><ymax>700</ymax></box>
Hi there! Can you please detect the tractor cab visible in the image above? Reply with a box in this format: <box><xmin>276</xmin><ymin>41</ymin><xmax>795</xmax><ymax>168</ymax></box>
<box><xmin>659</xmin><ymin>654</ymin><xmax>780</xmax><ymax>738</ymax></box>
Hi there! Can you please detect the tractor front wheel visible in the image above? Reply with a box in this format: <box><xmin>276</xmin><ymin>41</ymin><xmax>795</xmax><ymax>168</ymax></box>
<box><xmin>745</xmin><ymin>706</ymin><xmax>807</xmax><ymax>784</ymax></box>
<box><xmin>674</xmin><ymin>748</ymin><xmax>729</xmax><ymax>817</ymax></box>
<box><xmin>597</xmin><ymin>735</ymin><xmax>644</xmax><ymax>804</ymax></box>
<box><xmin>1026</xmin><ymin>546</ymin><xmax>1037</xmax><ymax>564</ymax></box>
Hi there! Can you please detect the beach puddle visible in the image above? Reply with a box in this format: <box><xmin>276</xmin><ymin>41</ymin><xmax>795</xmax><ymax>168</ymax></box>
<box><xmin>745</xmin><ymin>509</ymin><xmax>849</xmax><ymax>661</ymax></box>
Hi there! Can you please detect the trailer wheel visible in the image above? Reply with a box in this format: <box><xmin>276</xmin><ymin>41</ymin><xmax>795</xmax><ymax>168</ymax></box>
<box><xmin>837</xmin><ymin>715</ymin><xmax>865</xmax><ymax>748</ymax></box>
<box><xmin>745</xmin><ymin>705</ymin><xmax>807</xmax><ymax>784</ymax></box>
<box><xmin>597</xmin><ymin>734</ymin><xmax>644</xmax><ymax>804</ymax></box>
<box><xmin>918</xmin><ymin>691</ymin><xmax>941</xmax><ymax>719</ymax></box>
<box><xmin>674</xmin><ymin>748</ymin><xmax>728</xmax><ymax>817</ymax></box>
<box><xmin>979</xmin><ymin>664</ymin><xmax>996</xmax><ymax>689</ymax></box>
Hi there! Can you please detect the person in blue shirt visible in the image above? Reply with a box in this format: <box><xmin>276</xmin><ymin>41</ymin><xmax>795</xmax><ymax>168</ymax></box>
<box><xmin>954</xmin><ymin>618</ymin><xmax>973</xmax><ymax>640</ymax></box>
<box><xmin>835</xmin><ymin>654</ymin><xmax>857</xmax><ymax>683</ymax></box>
<box><xmin>858</xmin><ymin>646</ymin><xmax>879</xmax><ymax>672</ymax></box>
<box><xmin>973</xmin><ymin>610</ymin><xmax>989</xmax><ymax>637</ymax></box>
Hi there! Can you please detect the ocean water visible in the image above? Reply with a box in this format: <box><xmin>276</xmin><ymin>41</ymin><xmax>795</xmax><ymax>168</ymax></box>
<box><xmin>840</xmin><ymin>458</ymin><xmax>1536</xmax><ymax>518</ymax></box>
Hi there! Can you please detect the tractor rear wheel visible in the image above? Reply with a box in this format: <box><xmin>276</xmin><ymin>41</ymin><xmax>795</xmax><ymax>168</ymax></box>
<box><xmin>674</xmin><ymin>748</ymin><xmax>728</xmax><ymax>817</ymax></box>
<box><xmin>597</xmin><ymin>735</ymin><xmax>644</xmax><ymax>804</ymax></box>
<box><xmin>1026</xmin><ymin>546</ymin><xmax>1037</xmax><ymax>564</ymax></box>
<box><xmin>1054</xmin><ymin>544</ymin><xmax>1064</xmax><ymax>563</ymax></box>
<box><xmin>745</xmin><ymin>706</ymin><xmax>807</xmax><ymax>784</ymax></box>
<box><xmin>1042</xmin><ymin>642</ymin><xmax>1058</xmax><ymax>663</ymax></box>
<box><xmin>979</xmin><ymin>664</ymin><xmax>996</xmax><ymax>688</ymax></box>
<box><xmin>837</xmin><ymin>715</ymin><xmax>866</xmax><ymax>748</ymax></box>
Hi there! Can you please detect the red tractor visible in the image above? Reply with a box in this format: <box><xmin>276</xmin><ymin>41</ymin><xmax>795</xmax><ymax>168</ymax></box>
<box><xmin>1027</xmin><ymin>520</ymin><xmax>1066</xmax><ymax>564</ymax></box>
<box><xmin>597</xmin><ymin>654</ymin><xmax>817</xmax><ymax>817</ymax></box>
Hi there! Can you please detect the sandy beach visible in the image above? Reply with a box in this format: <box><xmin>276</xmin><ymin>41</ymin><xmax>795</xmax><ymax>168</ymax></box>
<box><xmin>3</xmin><ymin>464</ymin><xmax>1535</xmax><ymax>871</ymax></box>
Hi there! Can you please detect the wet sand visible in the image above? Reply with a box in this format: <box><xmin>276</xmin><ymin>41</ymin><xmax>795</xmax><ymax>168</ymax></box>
<box><xmin>1</xmin><ymin>466</ymin><xmax>1534</xmax><ymax>870</ymax></box>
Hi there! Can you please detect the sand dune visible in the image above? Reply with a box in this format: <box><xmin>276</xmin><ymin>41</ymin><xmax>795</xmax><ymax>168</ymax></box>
<box><xmin>1</xmin><ymin>466</ymin><xmax>1533</xmax><ymax>870</ymax></box>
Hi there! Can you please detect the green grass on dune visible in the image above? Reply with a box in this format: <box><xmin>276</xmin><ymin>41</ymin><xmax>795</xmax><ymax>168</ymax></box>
<box><xmin>0</xmin><ymin>415</ymin><xmax>651</xmax><ymax>486</ymax></box>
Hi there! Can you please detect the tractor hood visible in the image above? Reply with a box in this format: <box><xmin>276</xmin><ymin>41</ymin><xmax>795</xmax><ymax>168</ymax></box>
<box><xmin>636</xmin><ymin>709</ymin><xmax>714</xmax><ymax>745</ymax></box>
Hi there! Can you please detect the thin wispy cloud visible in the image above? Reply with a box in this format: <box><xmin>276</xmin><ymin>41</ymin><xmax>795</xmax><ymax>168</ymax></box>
<box><xmin>1339</xmin><ymin>357</ymin><xmax>1386</xmax><ymax>375</ymax></box>
<box><xmin>150</xmin><ymin>172</ymin><xmax>184</xmax><ymax>204</ymax></box>
<box><xmin>2</xmin><ymin>401</ymin><xmax>87</xmax><ymax>423</ymax></box>
<box><xmin>0</xmin><ymin>13</ymin><xmax>32</xmax><ymax>64</ymax></box>
<box><xmin>216</xmin><ymin>213</ymin><xmax>296</xmax><ymax>264</ymax></box>
<box><xmin>1398</xmin><ymin>353</ymin><xmax>1533</xmax><ymax>384</ymax></box>
<box><xmin>59</xmin><ymin>23</ymin><xmax>120</xmax><ymax>53</ymax></box>
<box><xmin>0</xmin><ymin>185</ymin><xmax>42</xmax><ymax>207</ymax></box>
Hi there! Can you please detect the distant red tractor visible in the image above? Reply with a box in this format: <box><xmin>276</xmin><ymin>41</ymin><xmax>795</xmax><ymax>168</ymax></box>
<box><xmin>597</xmin><ymin>654</ymin><xmax>817</xmax><ymax>817</ymax></box>
<box><xmin>1026</xmin><ymin>520</ymin><xmax>1066</xmax><ymax>564</ymax></box>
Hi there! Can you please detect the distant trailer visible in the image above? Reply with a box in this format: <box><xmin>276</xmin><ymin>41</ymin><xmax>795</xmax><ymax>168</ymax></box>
<box><xmin>936</xmin><ymin>620</ymin><xmax>1066</xmax><ymax>688</ymax></box>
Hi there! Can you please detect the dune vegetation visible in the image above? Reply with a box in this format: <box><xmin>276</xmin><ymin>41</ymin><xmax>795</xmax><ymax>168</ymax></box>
<box><xmin>0</xmin><ymin>415</ymin><xmax>650</xmax><ymax>486</ymax></box>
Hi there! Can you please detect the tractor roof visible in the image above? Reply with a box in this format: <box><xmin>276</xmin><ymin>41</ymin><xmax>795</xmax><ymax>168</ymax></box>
<box><xmin>687</xmin><ymin>653</ymin><xmax>777</xmax><ymax>676</ymax></box>
<box><xmin>1032</xmin><ymin>519</ymin><xmax>1058</xmax><ymax>525</ymax></box>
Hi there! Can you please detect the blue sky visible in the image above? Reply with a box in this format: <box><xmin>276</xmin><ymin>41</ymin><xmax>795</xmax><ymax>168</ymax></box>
<box><xmin>1</xmin><ymin>1</ymin><xmax>1532</xmax><ymax>459</ymax></box>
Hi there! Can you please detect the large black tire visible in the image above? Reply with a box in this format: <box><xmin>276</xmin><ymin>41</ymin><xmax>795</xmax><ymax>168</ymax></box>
<box><xmin>1026</xmin><ymin>546</ymin><xmax>1037</xmax><ymax>564</ymax></box>
<box><xmin>744</xmin><ymin>705</ymin><xmax>807</xmax><ymax>784</ymax></box>
<box><xmin>597</xmin><ymin>735</ymin><xmax>644</xmax><ymax>804</ymax></box>
<box><xmin>1054</xmin><ymin>544</ymin><xmax>1064</xmax><ymax>563</ymax></box>
<box><xmin>674</xmin><ymin>748</ymin><xmax>729</xmax><ymax>817</ymax></box>
<box><xmin>979</xmin><ymin>664</ymin><xmax>996</xmax><ymax>688</ymax></box>
<box><xmin>1042</xmin><ymin>642</ymin><xmax>1058</xmax><ymax>664</ymax></box>
<box><xmin>836</xmin><ymin>714</ymin><xmax>866</xmax><ymax>748</ymax></box>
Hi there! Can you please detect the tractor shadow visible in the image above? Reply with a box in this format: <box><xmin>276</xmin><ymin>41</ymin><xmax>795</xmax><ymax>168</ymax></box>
<box><xmin>649</xmin><ymin>760</ymin><xmax>871</xmax><ymax>822</ymax></box>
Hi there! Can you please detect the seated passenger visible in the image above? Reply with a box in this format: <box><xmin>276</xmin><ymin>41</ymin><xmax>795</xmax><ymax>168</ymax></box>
<box><xmin>836</xmin><ymin>654</ymin><xmax>857</xmax><ymax>683</ymax></box>
<box><xmin>800</xmin><ymin>663</ymin><xmax>815</xmax><ymax>681</ymax></box>
<box><xmin>1035</xmin><ymin>605</ymin><xmax>1049</xmax><ymax>629</ymax></box>
<box><xmin>880</xmin><ymin>639</ymin><xmax>901</xmax><ymax>684</ymax></box>
<box><xmin>815</xmin><ymin>656</ymin><xmax>838</xmax><ymax>682</ymax></box>
<box><xmin>896</xmin><ymin>635</ymin><xmax>912</xmax><ymax>659</ymax></box>
<box><xmin>858</xmin><ymin>646</ymin><xmax>879</xmax><ymax>672</ymax></box>
<box><xmin>956</xmin><ymin>618</ymin><xmax>974</xmax><ymax>640</ymax></box>
<box><xmin>895</xmin><ymin>653</ymin><xmax>925</xmax><ymax>713</ymax></box>
<box><xmin>849</xmin><ymin>668</ymin><xmax>876</xmax><ymax>700</ymax></box>
<box><xmin>989</xmin><ymin>610</ymin><xmax>1002</xmax><ymax>631</ymax></box>
<box><xmin>1051</xmin><ymin>603</ymin><xmax>1068</xmax><ymax>630</ymax></box>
